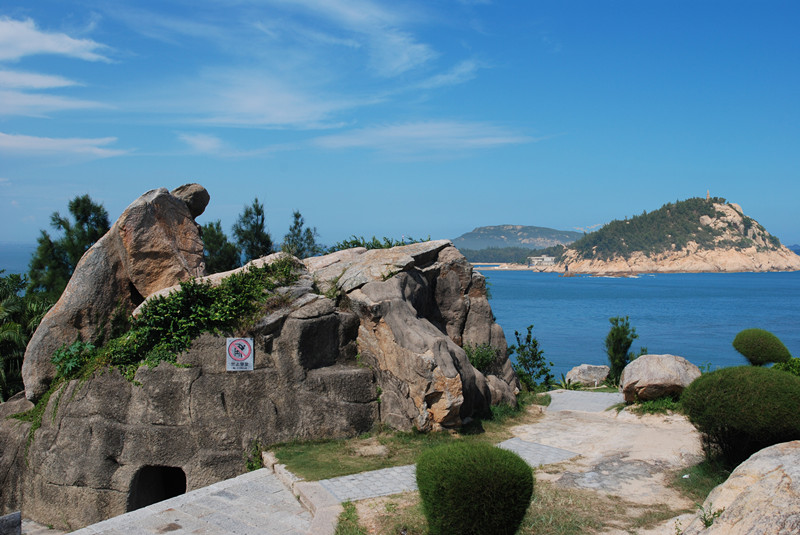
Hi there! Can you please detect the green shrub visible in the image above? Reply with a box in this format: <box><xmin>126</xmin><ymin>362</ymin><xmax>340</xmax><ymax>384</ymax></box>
<box><xmin>416</xmin><ymin>442</ymin><xmax>533</xmax><ymax>535</ymax></box>
<box><xmin>681</xmin><ymin>366</ymin><xmax>800</xmax><ymax>467</ymax></box>
<box><xmin>605</xmin><ymin>316</ymin><xmax>646</xmax><ymax>384</ymax></box>
<box><xmin>509</xmin><ymin>324</ymin><xmax>553</xmax><ymax>390</ymax></box>
<box><xmin>732</xmin><ymin>328</ymin><xmax>791</xmax><ymax>366</ymax></box>
<box><xmin>773</xmin><ymin>357</ymin><xmax>800</xmax><ymax>377</ymax></box>
<box><xmin>463</xmin><ymin>343</ymin><xmax>497</xmax><ymax>373</ymax></box>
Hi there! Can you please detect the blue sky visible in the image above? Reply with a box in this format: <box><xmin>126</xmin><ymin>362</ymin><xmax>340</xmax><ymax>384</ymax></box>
<box><xmin>1</xmin><ymin>0</ymin><xmax>799</xmax><ymax>248</ymax></box>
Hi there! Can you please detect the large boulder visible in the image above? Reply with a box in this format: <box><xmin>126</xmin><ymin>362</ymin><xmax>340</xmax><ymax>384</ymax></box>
<box><xmin>22</xmin><ymin>186</ymin><xmax>207</xmax><ymax>401</ymax></box>
<box><xmin>681</xmin><ymin>440</ymin><xmax>800</xmax><ymax>534</ymax></box>
<box><xmin>620</xmin><ymin>354</ymin><xmax>700</xmax><ymax>402</ymax></box>
<box><xmin>566</xmin><ymin>364</ymin><xmax>610</xmax><ymax>387</ymax></box>
<box><xmin>2</xmin><ymin>234</ymin><xmax>518</xmax><ymax>529</ymax></box>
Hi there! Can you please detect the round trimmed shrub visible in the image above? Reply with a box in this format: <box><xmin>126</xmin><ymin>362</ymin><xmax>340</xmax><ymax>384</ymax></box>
<box><xmin>416</xmin><ymin>442</ymin><xmax>533</xmax><ymax>535</ymax></box>
<box><xmin>732</xmin><ymin>328</ymin><xmax>791</xmax><ymax>366</ymax></box>
<box><xmin>681</xmin><ymin>366</ymin><xmax>800</xmax><ymax>467</ymax></box>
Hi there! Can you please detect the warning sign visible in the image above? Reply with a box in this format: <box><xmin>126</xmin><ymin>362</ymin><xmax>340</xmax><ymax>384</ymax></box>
<box><xmin>226</xmin><ymin>338</ymin><xmax>254</xmax><ymax>371</ymax></box>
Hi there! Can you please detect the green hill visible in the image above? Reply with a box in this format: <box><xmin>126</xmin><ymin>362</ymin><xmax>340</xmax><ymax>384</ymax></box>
<box><xmin>567</xmin><ymin>197</ymin><xmax>782</xmax><ymax>261</ymax></box>
<box><xmin>452</xmin><ymin>225</ymin><xmax>582</xmax><ymax>251</ymax></box>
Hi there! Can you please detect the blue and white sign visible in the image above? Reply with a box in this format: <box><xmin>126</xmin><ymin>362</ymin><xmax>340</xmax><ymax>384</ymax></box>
<box><xmin>226</xmin><ymin>338</ymin><xmax>254</xmax><ymax>371</ymax></box>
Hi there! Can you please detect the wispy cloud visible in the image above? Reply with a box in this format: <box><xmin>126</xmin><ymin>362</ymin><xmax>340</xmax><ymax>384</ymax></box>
<box><xmin>313</xmin><ymin>120</ymin><xmax>533</xmax><ymax>156</ymax></box>
<box><xmin>0</xmin><ymin>70</ymin><xmax>79</xmax><ymax>89</ymax></box>
<box><xmin>0</xmin><ymin>132</ymin><xmax>128</xmax><ymax>157</ymax></box>
<box><xmin>178</xmin><ymin>133</ymin><xmax>224</xmax><ymax>154</ymax></box>
<box><xmin>418</xmin><ymin>60</ymin><xmax>481</xmax><ymax>89</ymax></box>
<box><xmin>0</xmin><ymin>17</ymin><xmax>110</xmax><ymax>62</ymax></box>
<box><xmin>0</xmin><ymin>90</ymin><xmax>108</xmax><ymax>116</ymax></box>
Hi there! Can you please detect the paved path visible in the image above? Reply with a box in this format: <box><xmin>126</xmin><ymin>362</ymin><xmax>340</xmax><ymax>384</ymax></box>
<box><xmin>70</xmin><ymin>469</ymin><xmax>313</xmax><ymax>535</ymax></box>
<box><xmin>27</xmin><ymin>390</ymin><xmax>624</xmax><ymax>535</ymax></box>
<box><xmin>547</xmin><ymin>389</ymin><xmax>624</xmax><ymax>412</ymax></box>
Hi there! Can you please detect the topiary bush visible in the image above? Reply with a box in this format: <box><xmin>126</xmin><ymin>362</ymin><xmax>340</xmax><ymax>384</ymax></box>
<box><xmin>681</xmin><ymin>366</ymin><xmax>800</xmax><ymax>467</ymax></box>
<box><xmin>732</xmin><ymin>328</ymin><xmax>791</xmax><ymax>366</ymax></box>
<box><xmin>416</xmin><ymin>441</ymin><xmax>533</xmax><ymax>535</ymax></box>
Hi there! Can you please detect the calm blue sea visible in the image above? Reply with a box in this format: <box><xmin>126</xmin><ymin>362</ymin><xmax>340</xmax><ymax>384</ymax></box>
<box><xmin>0</xmin><ymin>243</ymin><xmax>36</xmax><ymax>276</ymax></box>
<box><xmin>484</xmin><ymin>271</ymin><xmax>800</xmax><ymax>379</ymax></box>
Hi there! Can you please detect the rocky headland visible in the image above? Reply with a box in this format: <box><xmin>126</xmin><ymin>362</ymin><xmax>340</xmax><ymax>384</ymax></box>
<box><xmin>545</xmin><ymin>199</ymin><xmax>800</xmax><ymax>275</ymax></box>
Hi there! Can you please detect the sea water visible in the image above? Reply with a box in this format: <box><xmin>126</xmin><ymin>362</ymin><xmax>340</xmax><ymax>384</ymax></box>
<box><xmin>484</xmin><ymin>271</ymin><xmax>800</xmax><ymax>379</ymax></box>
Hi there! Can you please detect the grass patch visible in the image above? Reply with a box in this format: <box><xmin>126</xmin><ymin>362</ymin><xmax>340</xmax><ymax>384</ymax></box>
<box><xmin>335</xmin><ymin>501</ymin><xmax>367</xmax><ymax>535</ymax></box>
<box><xmin>272</xmin><ymin>391</ymin><xmax>543</xmax><ymax>481</ymax></box>
<box><xmin>585</xmin><ymin>385</ymin><xmax>619</xmax><ymax>393</ymax></box>
<box><xmin>627</xmin><ymin>397</ymin><xmax>682</xmax><ymax>415</ymax></box>
<box><xmin>670</xmin><ymin>459</ymin><xmax>730</xmax><ymax>504</ymax></box>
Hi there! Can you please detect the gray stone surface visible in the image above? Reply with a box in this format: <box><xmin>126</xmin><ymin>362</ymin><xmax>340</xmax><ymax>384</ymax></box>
<box><xmin>69</xmin><ymin>469</ymin><xmax>312</xmax><ymax>535</ymax></box>
<box><xmin>1</xmin><ymin>511</ymin><xmax>20</xmax><ymax>535</ymax></box>
<box><xmin>497</xmin><ymin>438</ymin><xmax>579</xmax><ymax>467</ymax></box>
<box><xmin>546</xmin><ymin>390</ymin><xmax>623</xmax><ymax>412</ymax></box>
<box><xmin>320</xmin><ymin>466</ymin><xmax>418</xmax><ymax>502</ymax></box>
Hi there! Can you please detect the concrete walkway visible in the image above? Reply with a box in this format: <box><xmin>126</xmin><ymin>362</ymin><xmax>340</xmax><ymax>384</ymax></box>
<box><xmin>25</xmin><ymin>390</ymin><xmax>624</xmax><ymax>535</ymax></box>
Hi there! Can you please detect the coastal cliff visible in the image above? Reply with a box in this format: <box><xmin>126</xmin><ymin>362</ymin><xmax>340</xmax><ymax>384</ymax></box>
<box><xmin>546</xmin><ymin>198</ymin><xmax>800</xmax><ymax>274</ymax></box>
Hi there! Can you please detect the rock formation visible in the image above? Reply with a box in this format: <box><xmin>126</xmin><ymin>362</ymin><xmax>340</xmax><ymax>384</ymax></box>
<box><xmin>2</xmin><ymin>189</ymin><xmax>517</xmax><ymax>529</ymax></box>
<box><xmin>620</xmin><ymin>354</ymin><xmax>700</xmax><ymax>402</ymax></box>
<box><xmin>21</xmin><ymin>186</ymin><xmax>207</xmax><ymax>402</ymax></box>
<box><xmin>680</xmin><ymin>440</ymin><xmax>800</xmax><ymax>534</ymax></box>
<box><xmin>565</xmin><ymin>364</ymin><xmax>609</xmax><ymax>387</ymax></box>
<box><xmin>546</xmin><ymin>201</ymin><xmax>800</xmax><ymax>274</ymax></box>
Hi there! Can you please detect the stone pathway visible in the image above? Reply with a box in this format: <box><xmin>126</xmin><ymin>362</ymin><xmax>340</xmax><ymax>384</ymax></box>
<box><xmin>69</xmin><ymin>469</ymin><xmax>314</xmax><ymax>535</ymax></box>
<box><xmin>22</xmin><ymin>390</ymin><xmax>625</xmax><ymax>535</ymax></box>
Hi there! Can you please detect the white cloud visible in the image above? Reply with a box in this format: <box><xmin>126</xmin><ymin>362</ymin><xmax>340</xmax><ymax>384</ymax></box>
<box><xmin>368</xmin><ymin>29</ymin><xmax>437</xmax><ymax>77</ymax></box>
<box><xmin>0</xmin><ymin>17</ymin><xmax>110</xmax><ymax>62</ymax></box>
<box><xmin>179</xmin><ymin>133</ymin><xmax>224</xmax><ymax>153</ymax></box>
<box><xmin>0</xmin><ymin>132</ymin><xmax>127</xmax><ymax>158</ymax></box>
<box><xmin>0</xmin><ymin>90</ymin><xmax>107</xmax><ymax>116</ymax></box>
<box><xmin>0</xmin><ymin>70</ymin><xmax>78</xmax><ymax>89</ymax></box>
<box><xmin>313</xmin><ymin>121</ymin><xmax>533</xmax><ymax>155</ymax></box>
<box><xmin>418</xmin><ymin>60</ymin><xmax>480</xmax><ymax>89</ymax></box>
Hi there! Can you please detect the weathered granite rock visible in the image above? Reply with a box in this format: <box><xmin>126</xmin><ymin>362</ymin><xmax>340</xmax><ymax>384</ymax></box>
<box><xmin>3</xmin><ymin>236</ymin><xmax>517</xmax><ymax>529</ymax></box>
<box><xmin>566</xmin><ymin>364</ymin><xmax>610</xmax><ymax>387</ymax></box>
<box><xmin>620</xmin><ymin>354</ymin><xmax>700</xmax><ymax>402</ymax></box>
<box><xmin>681</xmin><ymin>440</ymin><xmax>800</xmax><ymax>534</ymax></box>
<box><xmin>22</xmin><ymin>187</ymin><xmax>207</xmax><ymax>402</ymax></box>
<box><xmin>170</xmin><ymin>183</ymin><xmax>209</xmax><ymax>218</ymax></box>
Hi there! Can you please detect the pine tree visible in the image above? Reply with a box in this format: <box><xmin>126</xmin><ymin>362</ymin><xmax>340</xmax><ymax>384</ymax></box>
<box><xmin>232</xmin><ymin>198</ymin><xmax>273</xmax><ymax>263</ymax></box>
<box><xmin>282</xmin><ymin>211</ymin><xmax>322</xmax><ymax>259</ymax></box>
<box><xmin>201</xmin><ymin>220</ymin><xmax>241</xmax><ymax>274</ymax></box>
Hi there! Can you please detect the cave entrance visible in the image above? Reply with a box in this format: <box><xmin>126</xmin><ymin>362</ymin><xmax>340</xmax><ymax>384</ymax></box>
<box><xmin>127</xmin><ymin>465</ymin><xmax>187</xmax><ymax>511</ymax></box>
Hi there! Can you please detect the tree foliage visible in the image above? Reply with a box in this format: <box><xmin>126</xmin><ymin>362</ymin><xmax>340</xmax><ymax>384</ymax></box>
<box><xmin>281</xmin><ymin>210</ymin><xmax>322</xmax><ymax>259</ymax></box>
<box><xmin>201</xmin><ymin>220</ymin><xmax>241</xmax><ymax>274</ymax></box>
<box><xmin>508</xmin><ymin>324</ymin><xmax>553</xmax><ymax>390</ymax></box>
<box><xmin>0</xmin><ymin>272</ymin><xmax>52</xmax><ymax>400</ymax></box>
<box><xmin>232</xmin><ymin>197</ymin><xmax>273</xmax><ymax>263</ymax></box>
<box><xmin>28</xmin><ymin>194</ymin><xmax>110</xmax><ymax>299</ymax></box>
<box><xmin>732</xmin><ymin>328</ymin><xmax>791</xmax><ymax>366</ymax></box>
<box><xmin>605</xmin><ymin>316</ymin><xmax>646</xmax><ymax>384</ymax></box>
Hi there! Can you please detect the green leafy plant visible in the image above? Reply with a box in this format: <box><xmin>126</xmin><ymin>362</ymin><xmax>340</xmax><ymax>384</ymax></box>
<box><xmin>509</xmin><ymin>324</ymin><xmax>553</xmax><ymax>390</ymax></box>
<box><xmin>732</xmin><ymin>328</ymin><xmax>791</xmax><ymax>366</ymax></box>
<box><xmin>605</xmin><ymin>316</ymin><xmax>647</xmax><ymax>384</ymax></box>
<box><xmin>463</xmin><ymin>342</ymin><xmax>497</xmax><ymax>373</ymax></box>
<box><xmin>328</xmin><ymin>235</ymin><xmax>430</xmax><ymax>253</ymax></box>
<box><xmin>244</xmin><ymin>439</ymin><xmax>265</xmax><ymax>471</ymax></box>
<box><xmin>51</xmin><ymin>341</ymin><xmax>96</xmax><ymax>381</ymax></box>
<box><xmin>681</xmin><ymin>366</ymin><xmax>800</xmax><ymax>467</ymax></box>
<box><xmin>773</xmin><ymin>357</ymin><xmax>800</xmax><ymax>377</ymax></box>
<box><xmin>416</xmin><ymin>441</ymin><xmax>533</xmax><ymax>535</ymax></box>
<box><xmin>556</xmin><ymin>373</ymin><xmax>582</xmax><ymax>390</ymax></box>
<box><xmin>698</xmin><ymin>503</ymin><xmax>724</xmax><ymax>527</ymax></box>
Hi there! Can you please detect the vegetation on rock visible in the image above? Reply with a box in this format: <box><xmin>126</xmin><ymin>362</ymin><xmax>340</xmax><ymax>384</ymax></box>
<box><xmin>680</xmin><ymin>366</ymin><xmax>800</xmax><ymax>467</ymax></box>
<box><xmin>463</xmin><ymin>342</ymin><xmax>497</xmax><ymax>373</ymax></box>
<box><xmin>327</xmin><ymin>235</ymin><xmax>429</xmax><ymax>253</ymax></box>
<box><xmin>732</xmin><ymin>328</ymin><xmax>791</xmax><ymax>366</ymax></box>
<box><xmin>416</xmin><ymin>441</ymin><xmax>533</xmax><ymax>535</ymax></box>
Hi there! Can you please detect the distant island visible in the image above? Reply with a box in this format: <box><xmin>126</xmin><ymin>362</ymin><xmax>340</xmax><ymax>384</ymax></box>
<box><xmin>546</xmin><ymin>196</ymin><xmax>800</xmax><ymax>274</ymax></box>
<box><xmin>453</xmin><ymin>225</ymin><xmax>581</xmax><ymax>264</ymax></box>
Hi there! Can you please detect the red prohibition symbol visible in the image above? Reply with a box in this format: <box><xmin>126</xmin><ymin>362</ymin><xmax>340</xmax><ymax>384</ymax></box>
<box><xmin>228</xmin><ymin>338</ymin><xmax>252</xmax><ymax>361</ymax></box>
